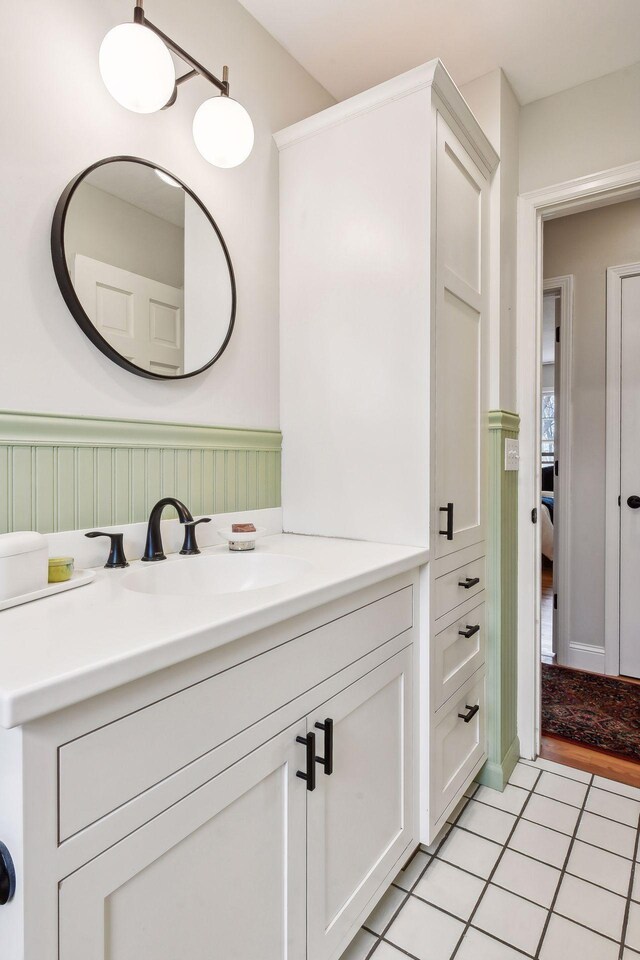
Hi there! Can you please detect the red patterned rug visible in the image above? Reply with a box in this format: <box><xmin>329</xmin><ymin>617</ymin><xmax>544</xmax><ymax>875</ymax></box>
<box><xmin>541</xmin><ymin>663</ymin><xmax>640</xmax><ymax>762</ymax></box>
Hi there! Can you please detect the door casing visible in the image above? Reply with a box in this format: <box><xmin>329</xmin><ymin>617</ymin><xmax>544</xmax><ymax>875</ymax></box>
<box><xmin>516</xmin><ymin>160</ymin><xmax>640</xmax><ymax>760</ymax></box>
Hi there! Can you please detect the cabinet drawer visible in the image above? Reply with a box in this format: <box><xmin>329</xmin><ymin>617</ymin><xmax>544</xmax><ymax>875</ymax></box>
<box><xmin>432</xmin><ymin>670</ymin><xmax>485</xmax><ymax>821</ymax></box>
<box><xmin>58</xmin><ymin>586</ymin><xmax>413</xmax><ymax>842</ymax></box>
<box><xmin>433</xmin><ymin>600</ymin><xmax>485</xmax><ymax>710</ymax></box>
<box><xmin>434</xmin><ymin>555</ymin><xmax>485</xmax><ymax>619</ymax></box>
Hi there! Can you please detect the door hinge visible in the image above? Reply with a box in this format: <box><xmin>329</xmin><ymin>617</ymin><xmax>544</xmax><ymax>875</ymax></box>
<box><xmin>553</xmin><ymin>593</ymin><xmax>558</xmax><ymax>610</ymax></box>
<box><xmin>531</xmin><ymin>507</ymin><xmax>538</xmax><ymax>524</ymax></box>
<box><xmin>554</xmin><ymin>460</ymin><xmax>559</xmax><ymax>476</ymax></box>
<box><xmin>556</xmin><ymin>326</ymin><xmax>560</xmax><ymax>343</ymax></box>
<box><xmin>618</xmin><ymin>495</ymin><xmax>621</xmax><ymax>507</ymax></box>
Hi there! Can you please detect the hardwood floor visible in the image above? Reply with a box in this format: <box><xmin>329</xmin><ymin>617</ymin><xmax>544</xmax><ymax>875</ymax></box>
<box><xmin>540</xmin><ymin>734</ymin><xmax>640</xmax><ymax>788</ymax></box>
<box><xmin>541</xmin><ymin>560</ymin><xmax>554</xmax><ymax>663</ymax></box>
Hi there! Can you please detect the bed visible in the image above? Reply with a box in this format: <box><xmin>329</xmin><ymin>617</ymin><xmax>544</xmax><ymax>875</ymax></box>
<box><xmin>541</xmin><ymin>464</ymin><xmax>554</xmax><ymax>561</ymax></box>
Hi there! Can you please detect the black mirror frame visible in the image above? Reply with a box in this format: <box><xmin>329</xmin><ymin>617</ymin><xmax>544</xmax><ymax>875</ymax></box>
<box><xmin>51</xmin><ymin>156</ymin><xmax>237</xmax><ymax>381</ymax></box>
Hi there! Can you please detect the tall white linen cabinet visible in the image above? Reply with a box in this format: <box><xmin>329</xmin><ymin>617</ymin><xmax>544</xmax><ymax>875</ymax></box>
<box><xmin>276</xmin><ymin>60</ymin><xmax>499</xmax><ymax>842</ymax></box>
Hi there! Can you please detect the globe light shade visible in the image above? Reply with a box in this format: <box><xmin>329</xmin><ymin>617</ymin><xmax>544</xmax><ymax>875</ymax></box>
<box><xmin>99</xmin><ymin>23</ymin><xmax>175</xmax><ymax>114</ymax></box>
<box><xmin>192</xmin><ymin>96</ymin><xmax>254</xmax><ymax>168</ymax></box>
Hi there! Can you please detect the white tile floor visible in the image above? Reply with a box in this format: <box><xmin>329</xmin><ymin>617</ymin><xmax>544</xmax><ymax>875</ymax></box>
<box><xmin>340</xmin><ymin>757</ymin><xmax>640</xmax><ymax>960</ymax></box>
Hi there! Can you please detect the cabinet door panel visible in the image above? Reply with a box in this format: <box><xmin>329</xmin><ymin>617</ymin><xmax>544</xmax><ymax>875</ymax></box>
<box><xmin>59</xmin><ymin>722</ymin><xmax>307</xmax><ymax>960</ymax></box>
<box><xmin>307</xmin><ymin>648</ymin><xmax>413</xmax><ymax>960</ymax></box>
<box><xmin>434</xmin><ymin>114</ymin><xmax>488</xmax><ymax>557</ymax></box>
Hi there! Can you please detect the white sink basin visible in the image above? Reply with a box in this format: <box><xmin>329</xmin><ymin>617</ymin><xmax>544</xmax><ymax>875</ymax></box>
<box><xmin>122</xmin><ymin>552</ymin><xmax>313</xmax><ymax>598</ymax></box>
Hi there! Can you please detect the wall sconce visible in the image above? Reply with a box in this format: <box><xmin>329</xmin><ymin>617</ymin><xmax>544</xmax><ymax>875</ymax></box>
<box><xmin>99</xmin><ymin>1</ymin><xmax>254</xmax><ymax>168</ymax></box>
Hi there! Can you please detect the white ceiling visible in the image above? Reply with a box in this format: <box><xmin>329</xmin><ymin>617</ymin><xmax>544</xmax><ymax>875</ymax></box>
<box><xmin>238</xmin><ymin>0</ymin><xmax>640</xmax><ymax>105</ymax></box>
<box><xmin>87</xmin><ymin>162</ymin><xmax>185</xmax><ymax>228</ymax></box>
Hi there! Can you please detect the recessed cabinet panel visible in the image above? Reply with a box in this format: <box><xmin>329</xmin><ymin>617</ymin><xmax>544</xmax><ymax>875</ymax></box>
<box><xmin>307</xmin><ymin>648</ymin><xmax>413</xmax><ymax>960</ymax></box>
<box><xmin>434</xmin><ymin>114</ymin><xmax>487</xmax><ymax>558</ymax></box>
<box><xmin>434</xmin><ymin>554</ymin><xmax>485</xmax><ymax>619</ymax></box>
<box><xmin>59</xmin><ymin>721</ymin><xmax>307</xmax><ymax>960</ymax></box>
<box><xmin>434</xmin><ymin>600</ymin><xmax>485</xmax><ymax>709</ymax></box>
<box><xmin>439</xmin><ymin>143</ymin><xmax>481</xmax><ymax>291</ymax></box>
<box><xmin>432</xmin><ymin>671</ymin><xmax>485</xmax><ymax>821</ymax></box>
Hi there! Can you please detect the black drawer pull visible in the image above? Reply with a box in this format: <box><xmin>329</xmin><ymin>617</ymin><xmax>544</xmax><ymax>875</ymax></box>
<box><xmin>459</xmin><ymin>577</ymin><xmax>480</xmax><ymax>589</ymax></box>
<box><xmin>458</xmin><ymin>623</ymin><xmax>480</xmax><ymax>639</ymax></box>
<box><xmin>314</xmin><ymin>718</ymin><xmax>334</xmax><ymax>775</ymax></box>
<box><xmin>458</xmin><ymin>704</ymin><xmax>480</xmax><ymax>723</ymax></box>
<box><xmin>296</xmin><ymin>732</ymin><xmax>316</xmax><ymax>791</ymax></box>
<box><xmin>439</xmin><ymin>502</ymin><xmax>454</xmax><ymax>540</ymax></box>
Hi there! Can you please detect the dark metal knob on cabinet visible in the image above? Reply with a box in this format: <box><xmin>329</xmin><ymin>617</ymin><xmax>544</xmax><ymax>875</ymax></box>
<box><xmin>627</xmin><ymin>495</ymin><xmax>640</xmax><ymax>509</ymax></box>
<box><xmin>0</xmin><ymin>842</ymin><xmax>16</xmax><ymax>905</ymax></box>
<box><xmin>314</xmin><ymin>718</ymin><xmax>334</xmax><ymax>776</ymax></box>
<box><xmin>296</xmin><ymin>732</ymin><xmax>316</xmax><ymax>791</ymax></box>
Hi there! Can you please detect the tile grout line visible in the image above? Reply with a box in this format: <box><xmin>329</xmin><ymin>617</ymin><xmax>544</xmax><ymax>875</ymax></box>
<box><xmin>533</xmin><ymin>772</ymin><xmax>595</xmax><ymax>958</ymax></box>
<box><xmin>618</xmin><ymin>809</ymin><xmax>640</xmax><ymax>959</ymax></box>
<box><xmin>446</xmin><ymin>767</ymin><xmax>546</xmax><ymax>959</ymax></box>
<box><xmin>363</xmin><ymin>785</ymin><xmax>477</xmax><ymax>959</ymax></box>
<box><xmin>360</xmin><ymin>765</ymin><xmax>638</xmax><ymax>960</ymax></box>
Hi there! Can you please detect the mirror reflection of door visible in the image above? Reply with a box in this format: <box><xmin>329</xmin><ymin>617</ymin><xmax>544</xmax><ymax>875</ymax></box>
<box><xmin>61</xmin><ymin>160</ymin><xmax>233</xmax><ymax>377</ymax></box>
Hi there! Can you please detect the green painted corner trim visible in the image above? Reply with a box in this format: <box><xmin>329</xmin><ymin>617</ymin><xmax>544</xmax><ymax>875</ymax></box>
<box><xmin>0</xmin><ymin>410</ymin><xmax>282</xmax><ymax>452</ymax></box>
<box><xmin>488</xmin><ymin>410</ymin><xmax>520</xmax><ymax>433</ymax></box>
<box><xmin>477</xmin><ymin>737</ymin><xmax>520</xmax><ymax>792</ymax></box>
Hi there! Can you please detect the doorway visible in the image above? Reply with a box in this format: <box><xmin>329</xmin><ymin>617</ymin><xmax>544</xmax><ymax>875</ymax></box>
<box><xmin>517</xmin><ymin>162</ymin><xmax>640</xmax><ymax>772</ymax></box>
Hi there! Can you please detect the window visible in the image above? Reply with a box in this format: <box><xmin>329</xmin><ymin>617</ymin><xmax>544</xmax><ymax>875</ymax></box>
<box><xmin>541</xmin><ymin>391</ymin><xmax>555</xmax><ymax>465</ymax></box>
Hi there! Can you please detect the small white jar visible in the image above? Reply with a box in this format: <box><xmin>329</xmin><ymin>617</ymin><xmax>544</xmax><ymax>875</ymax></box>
<box><xmin>0</xmin><ymin>532</ymin><xmax>48</xmax><ymax>602</ymax></box>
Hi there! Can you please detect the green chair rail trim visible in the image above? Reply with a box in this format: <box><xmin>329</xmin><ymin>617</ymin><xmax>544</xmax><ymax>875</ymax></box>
<box><xmin>0</xmin><ymin>410</ymin><xmax>282</xmax><ymax>451</ymax></box>
<box><xmin>0</xmin><ymin>411</ymin><xmax>282</xmax><ymax>535</ymax></box>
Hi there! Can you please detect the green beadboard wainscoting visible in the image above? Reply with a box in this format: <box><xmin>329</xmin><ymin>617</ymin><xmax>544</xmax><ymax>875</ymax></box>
<box><xmin>0</xmin><ymin>411</ymin><xmax>281</xmax><ymax>535</ymax></box>
<box><xmin>478</xmin><ymin>410</ymin><xmax>520</xmax><ymax>790</ymax></box>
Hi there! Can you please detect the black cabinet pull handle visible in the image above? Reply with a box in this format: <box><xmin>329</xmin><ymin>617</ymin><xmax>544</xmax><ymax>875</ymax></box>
<box><xmin>296</xmin><ymin>732</ymin><xmax>316</xmax><ymax>791</ymax></box>
<box><xmin>458</xmin><ymin>704</ymin><xmax>480</xmax><ymax>723</ymax></box>
<box><xmin>314</xmin><ymin>718</ymin><xmax>334</xmax><ymax>776</ymax></box>
<box><xmin>627</xmin><ymin>495</ymin><xmax>640</xmax><ymax>509</ymax></box>
<box><xmin>458</xmin><ymin>577</ymin><xmax>480</xmax><ymax>589</ymax></box>
<box><xmin>458</xmin><ymin>624</ymin><xmax>480</xmax><ymax>639</ymax></box>
<box><xmin>439</xmin><ymin>502</ymin><xmax>454</xmax><ymax>540</ymax></box>
<box><xmin>0</xmin><ymin>842</ymin><xmax>16</xmax><ymax>905</ymax></box>
<box><xmin>85</xmin><ymin>531</ymin><xmax>129</xmax><ymax>568</ymax></box>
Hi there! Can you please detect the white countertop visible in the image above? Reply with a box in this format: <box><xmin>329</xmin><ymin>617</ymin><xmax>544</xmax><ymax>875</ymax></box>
<box><xmin>0</xmin><ymin>534</ymin><xmax>428</xmax><ymax>728</ymax></box>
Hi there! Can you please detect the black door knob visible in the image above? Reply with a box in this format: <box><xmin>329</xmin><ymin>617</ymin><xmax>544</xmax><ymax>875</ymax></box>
<box><xmin>627</xmin><ymin>496</ymin><xmax>640</xmax><ymax>509</ymax></box>
<box><xmin>0</xmin><ymin>842</ymin><xmax>16</xmax><ymax>905</ymax></box>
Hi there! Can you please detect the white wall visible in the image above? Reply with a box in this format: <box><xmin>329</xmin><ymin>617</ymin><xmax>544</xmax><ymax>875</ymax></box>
<box><xmin>544</xmin><ymin>198</ymin><xmax>640</xmax><ymax>656</ymax></box>
<box><xmin>65</xmin><ymin>183</ymin><xmax>185</xmax><ymax>288</ymax></box>
<box><xmin>1</xmin><ymin>0</ymin><xmax>333</xmax><ymax>428</ymax></box>
<box><xmin>183</xmin><ymin>194</ymin><xmax>232</xmax><ymax>370</ymax></box>
<box><xmin>462</xmin><ymin>69</ymin><xmax>519</xmax><ymax>413</ymax></box>
<box><xmin>520</xmin><ymin>62</ymin><xmax>640</xmax><ymax>194</ymax></box>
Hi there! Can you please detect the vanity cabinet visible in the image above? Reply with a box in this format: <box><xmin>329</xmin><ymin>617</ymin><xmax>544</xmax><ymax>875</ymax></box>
<box><xmin>0</xmin><ymin>572</ymin><xmax>417</xmax><ymax>960</ymax></box>
<box><xmin>58</xmin><ymin>647</ymin><xmax>413</xmax><ymax>960</ymax></box>
<box><xmin>59</xmin><ymin>721</ymin><xmax>308</xmax><ymax>960</ymax></box>
<box><xmin>276</xmin><ymin>58</ymin><xmax>497</xmax><ymax>843</ymax></box>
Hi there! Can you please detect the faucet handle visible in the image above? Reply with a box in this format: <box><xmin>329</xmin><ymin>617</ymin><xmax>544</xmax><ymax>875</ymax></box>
<box><xmin>180</xmin><ymin>517</ymin><xmax>211</xmax><ymax>556</ymax></box>
<box><xmin>85</xmin><ymin>531</ymin><xmax>129</xmax><ymax>568</ymax></box>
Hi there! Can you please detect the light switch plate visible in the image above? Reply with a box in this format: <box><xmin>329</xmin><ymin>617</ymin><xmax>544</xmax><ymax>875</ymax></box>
<box><xmin>504</xmin><ymin>438</ymin><xmax>520</xmax><ymax>471</ymax></box>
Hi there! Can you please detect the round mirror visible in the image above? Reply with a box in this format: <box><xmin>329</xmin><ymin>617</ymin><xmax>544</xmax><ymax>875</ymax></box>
<box><xmin>51</xmin><ymin>157</ymin><xmax>236</xmax><ymax>380</ymax></box>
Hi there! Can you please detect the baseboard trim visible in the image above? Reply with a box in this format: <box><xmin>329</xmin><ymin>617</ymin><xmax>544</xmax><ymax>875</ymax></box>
<box><xmin>566</xmin><ymin>642</ymin><xmax>606</xmax><ymax>673</ymax></box>
<box><xmin>476</xmin><ymin>736</ymin><xmax>521</xmax><ymax>792</ymax></box>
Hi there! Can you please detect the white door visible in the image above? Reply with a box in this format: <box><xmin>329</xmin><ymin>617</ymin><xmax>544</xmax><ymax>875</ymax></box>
<box><xmin>433</xmin><ymin>115</ymin><xmax>488</xmax><ymax>558</ymax></box>
<box><xmin>307</xmin><ymin>648</ymin><xmax>413</xmax><ymax>960</ymax></box>
<box><xmin>74</xmin><ymin>254</ymin><xmax>185</xmax><ymax>375</ymax></box>
<box><xmin>59</xmin><ymin>721</ymin><xmax>307</xmax><ymax>960</ymax></box>
<box><xmin>619</xmin><ymin>271</ymin><xmax>640</xmax><ymax>677</ymax></box>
